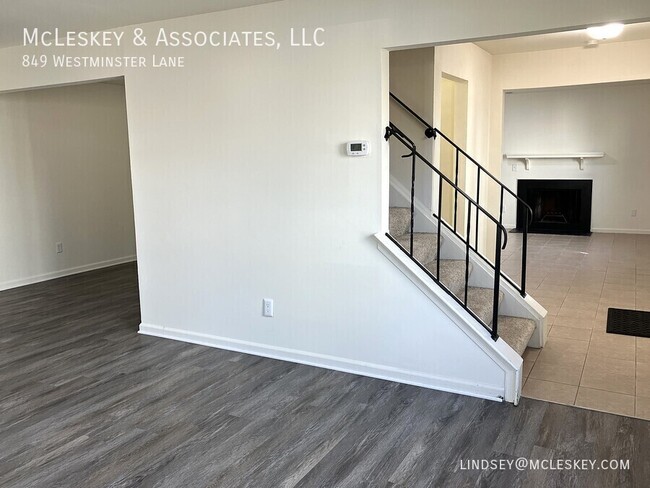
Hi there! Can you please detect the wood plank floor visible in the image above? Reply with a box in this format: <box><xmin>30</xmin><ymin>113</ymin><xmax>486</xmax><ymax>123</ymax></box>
<box><xmin>1</xmin><ymin>263</ymin><xmax>649</xmax><ymax>487</ymax></box>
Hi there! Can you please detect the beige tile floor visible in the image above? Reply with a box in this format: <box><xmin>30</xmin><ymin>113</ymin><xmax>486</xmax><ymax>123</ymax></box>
<box><xmin>502</xmin><ymin>232</ymin><xmax>650</xmax><ymax>419</ymax></box>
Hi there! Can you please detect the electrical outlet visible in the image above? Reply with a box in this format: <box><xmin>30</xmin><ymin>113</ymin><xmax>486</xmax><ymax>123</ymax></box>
<box><xmin>262</xmin><ymin>298</ymin><xmax>274</xmax><ymax>317</ymax></box>
<box><xmin>56</xmin><ymin>242</ymin><xmax>63</xmax><ymax>254</ymax></box>
<box><xmin>632</xmin><ymin>209</ymin><xmax>637</xmax><ymax>217</ymax></box>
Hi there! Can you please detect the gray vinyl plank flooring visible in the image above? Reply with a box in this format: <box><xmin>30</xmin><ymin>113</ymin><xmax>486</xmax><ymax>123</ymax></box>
<box><xmin>1</xmin><ymin>263</ymin><xmax>649</xmax><ymax>487</ymax></box>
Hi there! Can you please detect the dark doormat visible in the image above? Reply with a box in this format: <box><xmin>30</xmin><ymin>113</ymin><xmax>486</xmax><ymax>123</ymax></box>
<box><xmin>607</xmin><ymin>308</ymin><xmax>650</xmax><ymax>338</ymax></box>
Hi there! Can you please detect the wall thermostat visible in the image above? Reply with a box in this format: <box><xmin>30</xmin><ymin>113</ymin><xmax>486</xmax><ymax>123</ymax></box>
<box><xmin>347</xmin><ymin>140</ymin><xmax>370</xmax><ymax>156</ymax></box>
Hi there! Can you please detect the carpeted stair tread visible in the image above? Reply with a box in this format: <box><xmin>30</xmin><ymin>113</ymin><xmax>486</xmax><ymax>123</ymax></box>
<box><xmin>424</xmin><ymin>260</ymin><xmax>471</xmax><ymax>297</ymax></box>
<box><xmin>389</xmin><ymin>207</ymin><xmax>411</xmax><ymax>237</ymax></box>
<box><xmin>497</xmin><ymin>316</ymin><xmax>536</xmax><ymax>357</ymax></box>
<box><xmin>395</xmin><ymin>233</ymin><xmax>439</xmax><ymax>265</ymax></box>
<box><xmin>388</xmin><ymin>208</ymin><xmax>537</xmax><ymax>361</ymax></box>
<box><xmin>467</xmin><ymin>287</ymin><xmax>504</xmax><ymax>327</ymax></box>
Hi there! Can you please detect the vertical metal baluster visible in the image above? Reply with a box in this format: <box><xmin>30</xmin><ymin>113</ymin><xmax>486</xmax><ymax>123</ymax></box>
<box><xmin>454</xmin><ymin>148</ymin><xmax>460</xmax><ymax>233</ymax></box>
<box><xmin>475</xmin><ymin>169</ymin><xmax>481</xmax><ymax>251</ymax></box>
<box><xmin>436</xmin><ymin>175</ymin><xmax>443</xmax><ymax>280</ymax></box>
<box><xmin>493</xmin><ymin>228</ymin><xmax>502</xmax><ymax>340</ymax></box>
<box><xmin>499</xmin><ymin>186</ymin><xmax>504</xmax><ymax>229</ymax></box>
<box><xmin>465</xmin><ymin>204</ymin><xmax>472</xmax><ymax>305</ymax></box>
<box><xmin>410</xmin><ymin>151</ymin><xmax>416</xmax><ymax>257</ymax></box>
<box><xmin>498</xmin><ymin>186</ymin><xmax>504</xmax><ymax>279</ymax></box>
<box><xmin>521</xmin><ymin>205</ymin><xmax>528</xmax><ymax>296</ymax></box>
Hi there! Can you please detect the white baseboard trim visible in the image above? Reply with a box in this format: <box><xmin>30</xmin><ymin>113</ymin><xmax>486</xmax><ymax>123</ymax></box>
<box><xmin>591</xmin><ymin>227</ymin><xmax>650</xmax><ymax>235</ymax></box>
<box><xmin>0</xmin><ymin>255</ymin><xmax>137</xmax><ymax>291</ymax></box>
<box><xmin>504</xmin><ymin>226</ymin><xmax>650</xmax><ymax>235</ymax></box>
<box><xmin>139</xmin><ymin>323</ymin><xmax>504</xmax><ymax>402</ymax></box>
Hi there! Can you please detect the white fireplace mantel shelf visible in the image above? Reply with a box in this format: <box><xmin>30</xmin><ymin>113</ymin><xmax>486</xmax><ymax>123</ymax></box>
<box><xmin>504</xmin><ymin>153</ymin><xmax>605</xmax><ymax>170</ymax></box>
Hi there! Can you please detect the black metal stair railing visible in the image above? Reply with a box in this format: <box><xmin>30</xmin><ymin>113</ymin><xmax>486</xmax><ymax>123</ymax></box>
<box><xmin>389</xmin><ymin>92</ymin><xmax>533</xmax><ymax>297</ymax></box>
<box><xmin>385</xmin><ymin>122</ymin><xmax>507</xmax><ymax>340</ymax></box>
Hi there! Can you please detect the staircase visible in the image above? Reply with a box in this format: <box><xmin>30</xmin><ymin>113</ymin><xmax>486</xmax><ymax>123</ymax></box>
<box><xmin>389</xmin><ymin>207</ymin><xmax>535</xmax><ymax>357</ymax></box>
<box><xmin>378</xmin><ymin>93</ymin><xmax>546</xmax><ymax>401</ymax></box>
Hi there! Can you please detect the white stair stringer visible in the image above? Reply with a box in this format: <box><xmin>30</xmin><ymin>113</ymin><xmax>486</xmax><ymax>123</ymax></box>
<box><xmin>375</xmin><ymin>232</ymin><xmax>525</xmax><ymax>405</ymax></box>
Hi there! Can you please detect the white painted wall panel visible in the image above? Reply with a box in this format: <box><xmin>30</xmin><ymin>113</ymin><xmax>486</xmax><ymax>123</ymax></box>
<box><xmin>2</xmin><ymin>0</ymin><xmax>650</xmax><ymax>397</ymax></box>
<box><xmin>501</xmin><ymin>81</ymin><xmax>650</xmax><ymax>232</ymax></box>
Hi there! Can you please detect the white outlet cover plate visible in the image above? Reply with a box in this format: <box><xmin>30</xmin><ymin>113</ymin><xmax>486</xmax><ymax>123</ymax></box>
<box><xmin>263</xmin><ymin>298</ymin><xmax>274</xmax><ymax>317</ymax></box>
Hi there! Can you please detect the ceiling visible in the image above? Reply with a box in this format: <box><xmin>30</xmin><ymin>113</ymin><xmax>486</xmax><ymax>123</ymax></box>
<box><xmin>0</xmin><ymin>0</ymin><xmax>281</xmax><ymax>49</ymax></box>
<box><xmin>476</xmin><ymin>21</ymin><xmax>650</xmax><ymax>55</ymax></box>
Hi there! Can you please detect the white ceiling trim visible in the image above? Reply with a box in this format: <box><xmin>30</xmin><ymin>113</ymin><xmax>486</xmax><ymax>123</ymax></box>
<box><xmin>475</xmin><ymin>21</ymin><xmax>650</xmax><ymax>55</ymax></box>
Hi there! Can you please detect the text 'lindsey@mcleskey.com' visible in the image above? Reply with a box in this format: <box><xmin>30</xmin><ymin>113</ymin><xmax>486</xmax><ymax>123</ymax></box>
<box><xmin>458</xmin><ymin>458</ymin><xmax>631</xmax><ymax>471</ymax></box>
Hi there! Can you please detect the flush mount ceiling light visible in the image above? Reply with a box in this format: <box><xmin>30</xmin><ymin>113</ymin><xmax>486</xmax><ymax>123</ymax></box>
<box><xmin>586</xmin><ymin>23</ymin><xmax>624</xmax><ymax>40</ymax></box>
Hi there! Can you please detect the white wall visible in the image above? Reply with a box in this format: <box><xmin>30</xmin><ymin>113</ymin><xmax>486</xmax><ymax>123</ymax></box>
<box><xmin>0</xmin><ymin>82</ymin><xmax>136</xmax><ymax>289</ymax></box>
<box><xmin>500</xmin><ymin>81</ymin><xmax>650</xmax><ymax>232</ymax></box>
<box><xmin>389</xmin><ymin>48</ymin><xmax>435</xmax><ymax>210</ymax></box>
<box><xmin>434</xmin><ymin>42</ymin><xmax>494</xmax><ymax>251</ymax></box>
<box><xmin>2</xmin><ymin>0</ymin><xmax>650</xmax><ymax>397</ymax></box>
<box><xmin>434</xmin><ymin>43</ymin><xmax>492</xmax><ymax>175</ymax></box>
<box><xmin>488</xmin><ymin>38</ymin><xmax>650</xmax><ymax>229</ymax></box>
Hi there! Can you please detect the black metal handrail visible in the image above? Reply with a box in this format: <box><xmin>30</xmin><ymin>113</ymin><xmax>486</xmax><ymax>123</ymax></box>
<box><xmin>389</xmin><ymin>91</ymin><xmax>533</xmax><ymax>296</ymax></box>
<box><xmin>385</xmin><ymin>122</ymin><xmax>506</xmax><ymax>340</ymax></box>
<box><xmin>389</xmin><ymin>92</ymin><xmax>436</xmax><ymax>138</ymax></box>
<box><xmin>390</xmin><ymin>91</ymin><xmax>532</xmax><ymax>218</ymax></box>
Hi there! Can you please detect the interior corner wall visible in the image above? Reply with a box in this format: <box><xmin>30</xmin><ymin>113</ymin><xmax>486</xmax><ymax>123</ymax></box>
<box><xmin>433</xmin><ymin>43</ymin><xmax>493</xmax><ymax>250</ymax></box>
<box><xmin>389</xmin><ymin>47</ymin><xmax>435</xmax><ymax>210</ymax></box>
<box><xmin>488</xmin><ymin>38</ymin><xmax>650</xmax><ymax>232</ymax></box>
<box><xmin>0</xmin><ymin>82</ymin><xmax>136</xmax><ymax>289</ymax></box>
<box><xmin>500</xmin><ymin>81</ymin><xmax>650</xmax><ymax>232</ymax></box>
<box><xmin>433</xmin><ymin>43</ymin><xmax>493</xmax><ymax>169</ymax></box>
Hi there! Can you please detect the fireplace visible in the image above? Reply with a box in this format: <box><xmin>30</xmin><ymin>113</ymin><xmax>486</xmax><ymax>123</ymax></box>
<box><xmin>516</xmin><ymin>179</ymin><xmax>593</xmax><ymax>235</ymax></box>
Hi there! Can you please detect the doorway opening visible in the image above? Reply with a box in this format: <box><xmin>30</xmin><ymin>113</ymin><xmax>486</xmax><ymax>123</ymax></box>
<box><xmin>0</xmin><ymin>77</ymin><xmax>140</xmax><ymax>326</ymax></box>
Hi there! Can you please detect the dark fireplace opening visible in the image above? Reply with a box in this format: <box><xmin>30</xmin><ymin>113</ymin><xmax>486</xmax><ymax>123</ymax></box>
<box><xmin>517</xmin><ymin>179</ymin><xmax>592</xmax><ymax>235</ymax></box>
